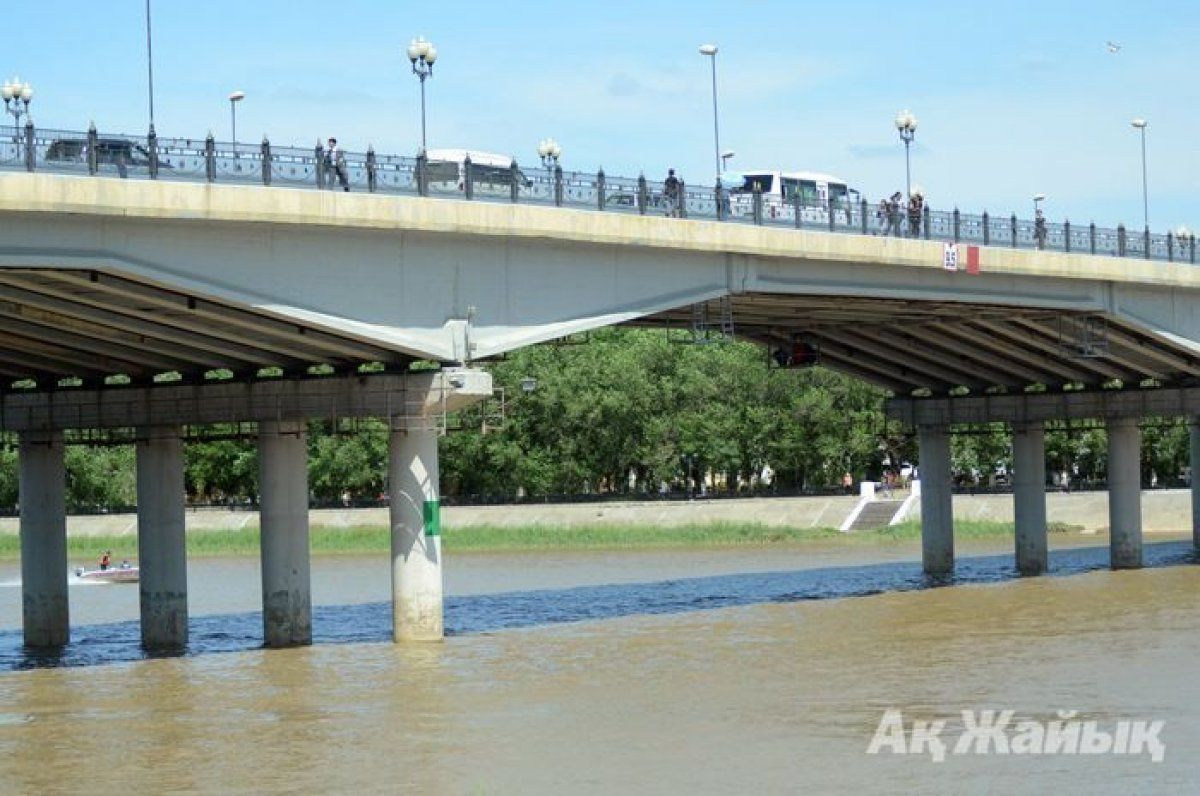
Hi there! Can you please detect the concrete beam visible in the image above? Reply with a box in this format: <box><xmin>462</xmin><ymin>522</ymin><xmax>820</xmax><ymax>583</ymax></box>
<box><xmin>1012</xmin><ymin>421</ymin><xmax>1048</xmax><ymax>575</ymax></box>
<box><xmin>917</xmin><ymin>425</ymin><xmax>954</xmax><ymax>576</ymax></box>
<box><xmin>258</xmin><ymin>420</ymin><xmax>311</xmax><ymax>647</ymax></box>
<box><xmin>1107</xmin><ymin>417</ymin><xmax>1143</xmax><ymax>569</ymax></box>
<box><xmin>0</xmin><ymin>369</ymin><xmax>492</xmax><ymax>432</ymax></box>
<box><xmin>136</xmin><ymin>426</ymin><xmax>188</xmax><ymax>650</ymax></box>
<box><xmin>887</xmin><ymin>387</ymin><xmax>1200</xmax><ymax>426</ymax></box>
<box><xmin>390</xmin><ymin>424</ymin><xmax>444</xmax><ymax>641</ymax></box>
<box><xmin>1191</xmin><ymin>420</ymin><xmax>1200</xmax><ymax>551</ymax></box>
<box><xmin>19</xmin><ymin>431</ymin><xmax>69</xmax><ymax>648</ymax></box>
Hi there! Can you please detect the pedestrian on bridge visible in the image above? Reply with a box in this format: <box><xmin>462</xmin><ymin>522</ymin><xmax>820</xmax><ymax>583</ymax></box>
<box><xmin>907</xmin><ymin>192</ymin><xmax>924</xmax><ymax>238</ymax></box>
<box><xmin>663</xmin><ymin>169</ymin><xmax>682</xmax><ymax>217</ymax></box>
<box><xmin>885</xmin><ymin>192</ymin><xmax>903</xmax><ymax>237</ymax></box>
<box><xmin>325</xmin><ymin>137</ymin><xmax>350</xmax><ymax>192</ymax></box>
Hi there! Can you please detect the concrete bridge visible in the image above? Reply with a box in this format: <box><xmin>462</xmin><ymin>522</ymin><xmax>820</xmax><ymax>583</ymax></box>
<box><xmin>1</xmin><ymin>169</ymin><xmax>1199</xmax><ymax>652</ymax></box>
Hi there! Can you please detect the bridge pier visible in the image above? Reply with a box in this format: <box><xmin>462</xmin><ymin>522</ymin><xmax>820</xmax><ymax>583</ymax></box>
<box><xmin>1012</xmin><ymin>421</ymin><xmax>1048</xmax><ymax>575</ymax></box>
<box><xmin>136</xmin><ymin>426</ymin><xmax>188</xmax><ymax>650</ymax></box>
<box><xmin>19</xmin><ymin>431</ymin><xmax>69</xmax><ymax>649</ymax></box>
<box><xmin>389</xmin><ymin>423</ymin><xmax>444</xmax><ymax>641</ymax></box>
<box><xmin>917</xmin><ymin>424</ymin><xmax>954</xmax><ymax>577</ymax></box>
<box><xmin>1191</xmin><ymin>420</ymin><xmax>1200</xmax><ymax>551</ymax></box>
<box><xmin>258</xmin><ymin>420</ymin><xmax>312</xmax><ymax>647</ymax></box>
<box><xmin>1107</xmin><ymin>417</ymin><xmax>1143</xmax><ymax>569</ymax></box>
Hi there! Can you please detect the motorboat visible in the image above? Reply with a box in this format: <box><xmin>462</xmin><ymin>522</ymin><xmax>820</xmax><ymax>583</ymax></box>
<box><xmin>74</xmin><ymin>563</ymin><xmax>139</xmax><ymax>584</ymax></box>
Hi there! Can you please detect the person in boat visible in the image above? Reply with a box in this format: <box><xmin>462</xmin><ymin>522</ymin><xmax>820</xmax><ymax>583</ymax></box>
<box><xmin>99</xmin><ymin>550</ymin><xmax>112</xmax><ymax>571</ymax></box>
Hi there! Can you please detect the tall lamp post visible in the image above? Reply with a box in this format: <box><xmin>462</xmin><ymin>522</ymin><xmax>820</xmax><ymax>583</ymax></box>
<box><xmin>699</xmin><ymin>44</ymin><xmax>721</xmax><ymax>186</ymax></box>
<box><xmin>720</xmin><ymin>150</ymin><xmax>735</xmax><ymax>172</ymax></box>
<box><xmin>228</xmin><ymin>90</ymin><xmax>245</xmax><ymax>146</ymax></box>
<box><xmin>2</xmin><ymin>77</ymin><xmax>33</xmax><ymax>138</ymax></box>
<box><xmin>407</xmin><ymin>36</ymin><xmax>438</xmax><ymax>153</ymax></box>
<box><xmin>1131</xmin><ymin>118</ymin><xmax>1148</xmax><ymax>230</ymax></box>
<box><xmin>537</xmin><ymin>137</ymin><xmax>562</xmax><ymax>197</ymax></box>
<box><xmin>895</xmin><ymin>109</ymin><xmax>918</xmax><ymax>200</ymax></box>
<box><xmin>1033</xmin><ymin>192</ymin><xmax>1045</xmax><ymax>215</ymax></box>
<box><xmin>145</xmin><ymin>0</ymin><xmax>155</xmax><ymax>128</ymax></box>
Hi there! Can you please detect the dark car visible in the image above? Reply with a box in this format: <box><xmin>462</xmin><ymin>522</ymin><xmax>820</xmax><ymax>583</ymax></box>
<box><xmin>46</xmin><ymin>137</ymin><xmax>155</xmax><ymax>171</ymax></box>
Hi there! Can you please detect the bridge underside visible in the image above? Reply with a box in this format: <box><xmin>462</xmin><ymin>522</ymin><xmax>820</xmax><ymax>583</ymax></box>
<box><xmin>638</xmin><ymin>293</ymin><xmax>1200</xmax><ymax>395</ymax></box>
<box><xmin>0</xmin><ymin>268</ymin><xmax>412</xmax><ymax>385</ymax></box>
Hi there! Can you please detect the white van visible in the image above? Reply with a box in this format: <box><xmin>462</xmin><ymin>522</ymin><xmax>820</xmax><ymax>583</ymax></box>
<box><xmin>726</xmin><ymin>170</ymin><xmax>859</xmax><ymax>225</ymax></box>
<box><xmin>424</xmin><ymin>148</ymin><xmax>531</xmax><ymax>195</ymax></box>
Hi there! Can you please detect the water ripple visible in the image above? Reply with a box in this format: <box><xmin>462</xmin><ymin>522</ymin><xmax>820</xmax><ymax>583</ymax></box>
<box><xmin>0</xmin><ymin>541</ymin><xmax>1193</xmax><ymax>672</ymax></box>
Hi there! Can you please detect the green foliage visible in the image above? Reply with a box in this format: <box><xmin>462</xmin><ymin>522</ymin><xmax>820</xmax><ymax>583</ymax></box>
<box><xmin>184</xmin><ymin>440</ymin><xmax>258</xmax><ymax>502</ymax></box>
<box><xmin>64</xmin><ymin>446</ymin><xmax>136</xmax><ymax>511</ymax></box>
<box><xmin>443</xmin><ymin>328</ymin><xmax>893</xmax><ymax>497</ymax></box>
<box><xmin>0</xmin><ymin>330</ymin><xmax>1191</xmax><ymax>510</ymax></box>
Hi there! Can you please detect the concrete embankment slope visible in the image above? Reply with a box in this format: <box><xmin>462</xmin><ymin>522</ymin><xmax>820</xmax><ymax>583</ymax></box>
<box><xmin>0</xmin><ymin>490</ymin><xmax>1189</xmax><ymax>537</ymax></box>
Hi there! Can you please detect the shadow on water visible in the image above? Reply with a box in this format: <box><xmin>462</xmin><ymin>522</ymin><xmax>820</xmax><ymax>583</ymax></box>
<box><xmin>2</xmin><ymin>541</ymin><xmax>1195</xmax><ymax>672</ymax></box>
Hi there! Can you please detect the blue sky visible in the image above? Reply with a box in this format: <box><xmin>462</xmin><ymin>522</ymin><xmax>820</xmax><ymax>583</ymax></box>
<box><xmin>6</xmin><ymin>1</ymin><xmax>1199</xmax><ymax>229</ymax></box>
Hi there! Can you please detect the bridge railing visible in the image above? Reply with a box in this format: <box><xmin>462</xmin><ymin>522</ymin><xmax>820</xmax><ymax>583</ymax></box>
<box><xmin>2</xmin><ymin>122</ymin><xmax>1196</xmax><ymax>266</ymax></box>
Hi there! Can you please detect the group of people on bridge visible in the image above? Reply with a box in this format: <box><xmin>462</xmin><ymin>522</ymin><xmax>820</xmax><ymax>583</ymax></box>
<box><xmin>877</xmin><ymin>191</ymin><xmax>925</xmax><ymax>238</ymax></box>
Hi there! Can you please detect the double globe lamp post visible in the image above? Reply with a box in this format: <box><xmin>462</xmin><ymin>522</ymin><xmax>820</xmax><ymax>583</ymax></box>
<box><xmin>894</xmin><ymin>109</ymin><xmax>918</xmax><ymax>201</ymax></box>
<box><xmin>407</xmin><ymin>36</ymin><xmax>438</xmax><ymax>154</ymax></box>
<box><xmin>2</xmin><ymin>77</ymin><xmax>33</xmax><ymax>138</ymax></box>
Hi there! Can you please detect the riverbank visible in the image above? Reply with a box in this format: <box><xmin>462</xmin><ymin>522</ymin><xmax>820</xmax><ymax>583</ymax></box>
<box><xmin>0</xmin><ymin>489</ymin><xmax>1191</xmax><ymax>538</ymax></box>
<box><xmin>0</xmin><ymin>519</ymin><xmax>1087</xmax><ymax>560</ymax></box>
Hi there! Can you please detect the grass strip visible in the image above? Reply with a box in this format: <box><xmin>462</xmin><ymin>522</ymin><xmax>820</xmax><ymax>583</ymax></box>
<box><xmin>0</xmin><ymin>519</ymin><xmax>1053</xmax><ymax>561</ymax></box>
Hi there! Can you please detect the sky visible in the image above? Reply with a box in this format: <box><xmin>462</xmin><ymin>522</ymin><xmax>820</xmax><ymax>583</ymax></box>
<box><xmin>5</xmin><ymin>1</ymin><xmax>1200</xmax><ymax>229</ymax></box>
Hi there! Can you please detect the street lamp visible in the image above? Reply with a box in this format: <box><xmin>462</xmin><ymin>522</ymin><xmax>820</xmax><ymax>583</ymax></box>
<box><xmin>1033</xmin><ymin>192</ymin><xmax>1046</xmax><ymax>215</ymax></box>
<box><xmin>228</xmin><ymin>90</ymin><xmax>245</xmax><ymax>146</ymax></box>
<box><xmin>1131</xmin><ymin>118</ymin><xmax>1148</xmax><ymax>230</ymax></box>
<box><xmin>407</xmin><ymin>36</ymin><xmax>437</xmax><ymax>153</ymax></box>
<box><xmin>720</xmin><ymin>149</ymin><xmax>735</xmax><ymax>172</ymax></box>
<box><xmin>894</xmin><ymin>109</ymin><xmax>918</xmax><ymax>200</ymax></box>
<box><xmin>2</xmin><ymin>77</ymin><xmax>33</xmax><ymax>138</ymax></box>
<box><xmin>699</xmin><ymin>44</ymin><xmax>721</xmax><ymax>186</ymax></box>
<box><xmin>537</xmin><ymin>137</ymin><xmax>562</xmax><ymax>198</ymax></box>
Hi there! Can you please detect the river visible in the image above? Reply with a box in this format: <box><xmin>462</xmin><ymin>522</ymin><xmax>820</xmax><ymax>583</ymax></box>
<box><xmin>0</xmin><ymin>536</ymin><xmax>1197</xmax><ymax>792</ymax></box>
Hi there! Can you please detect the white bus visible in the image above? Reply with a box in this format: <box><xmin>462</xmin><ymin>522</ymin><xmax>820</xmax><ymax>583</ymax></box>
<box><xmin>726</xmin><ymin>170</ymin><xmax>859</xmax><ymax>224</ymax></box>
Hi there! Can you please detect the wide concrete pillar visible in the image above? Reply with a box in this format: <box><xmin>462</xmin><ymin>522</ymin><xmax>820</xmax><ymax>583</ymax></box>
<box><xmin>1191</xmin><ymin>420</ymin><xmax>1200</xmax><ymax>552</ymax></box>
<box><xmin>19</xmin><ymin>431</ymin><xmax>69</xmax><ymax>648</ymax></box>
<box><xmin>136</xmin><ymin>426</ymin><xmax>188</xmax><ymax>650</ymax></box>
<box><xmin>1107</xmin><ymin>417</ymin><xmax>1142</xmax><ymax>570</ymax></box>
<box><xmin>389</xmin><ymin>423</ymin><xmax>443</xmax><ymax>641</ymax></box>
<box><xmin>258</xmin><ymin>420</ymin><xmax>312</xmax><ymax>647</ymax></box>
<box><xmin>917</xmin><ymin>424</ymin><xmax>954</xmax><ymax>576</ymax></box>
<box><xmin>1012</xmin><ymin>421</ymin><xmax>1048</xmax><ymax>576</ymax></box>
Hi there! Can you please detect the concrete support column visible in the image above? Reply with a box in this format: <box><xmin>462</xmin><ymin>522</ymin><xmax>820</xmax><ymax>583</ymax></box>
<box><xmin>1012</xmin><ymin>421</ymin><xmax>1048</xmax><ymax>575</ymax></box>
<box><xmin>389</xmin><ymin>423</ymin><xmax>443</xmax><ymax>641</ymax></box>
<box><xmin>1191</xmin><ymin>420</ymin><xmax>1200</xmax><ymax>552</ymax></box>
<box><xmin>136</xmin><ymin>426</ymin><xmax>188</xmax><ymax>650</ymax></box>
<box><xmin>19</xmin><ymin>431</ymin><xmax>68</xmax><ymax>648</ymax></box>
<box><xmin>1107</xmin><ymin>417</ymin><xmax>1143</xmax><ymax>570</ymax></box>
<box><xmin>258</xmin><ymin>420</ymin><xmax>312</xmax><ymax>647</ymax></box>
<box><xmin>917</xmin><ymin>424</ymin><xmax>954</xmax><ymax>576</ymax></box>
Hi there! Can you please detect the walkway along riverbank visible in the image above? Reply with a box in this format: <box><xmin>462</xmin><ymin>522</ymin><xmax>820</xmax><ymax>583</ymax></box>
<box><xmin>0</xmin><ymin>489</ymin><xmax>1189</xmax><ymax>540</ymax></box>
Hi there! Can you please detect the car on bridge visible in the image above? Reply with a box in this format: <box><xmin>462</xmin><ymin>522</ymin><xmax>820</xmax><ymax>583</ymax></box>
<box><xmin>425</xmin><ymin>149</ymin><xmax>531</xmax><ymax>196</ymax></box>
<box><xmin>45</xmin><ymin>137</ymin><xmax>158</xmax><ymax>174</ymax></box>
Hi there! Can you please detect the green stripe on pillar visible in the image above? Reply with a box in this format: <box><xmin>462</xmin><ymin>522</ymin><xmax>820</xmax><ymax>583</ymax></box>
<box><xmin>423</xmin><ymin>499</ymin><xmax>441</xmax><ymax>537</ymax></box>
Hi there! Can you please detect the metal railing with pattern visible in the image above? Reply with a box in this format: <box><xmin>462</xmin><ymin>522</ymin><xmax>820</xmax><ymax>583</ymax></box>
<box><xmin>3</xmin><ymin>121</ymin><xmax>1195</xmax><ymax>265</ymax></box>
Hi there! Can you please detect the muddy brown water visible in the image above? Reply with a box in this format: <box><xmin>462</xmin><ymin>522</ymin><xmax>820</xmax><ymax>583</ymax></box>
<box><xmin>0</xmin><ymin>536</ymin><xmax>1197</xmax><ymax>793</ymax></box>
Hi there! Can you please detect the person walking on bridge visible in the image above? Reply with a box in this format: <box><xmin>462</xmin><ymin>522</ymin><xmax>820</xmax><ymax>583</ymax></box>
<box><xmin>325</xmin><ymin>137</ymin><xmax>350</xmax><ymax>192</ymax></box>
<box><xmin>662</xmin><ymin>169</ymin><xmax>682</xmax><ymax>218</ymax></box>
